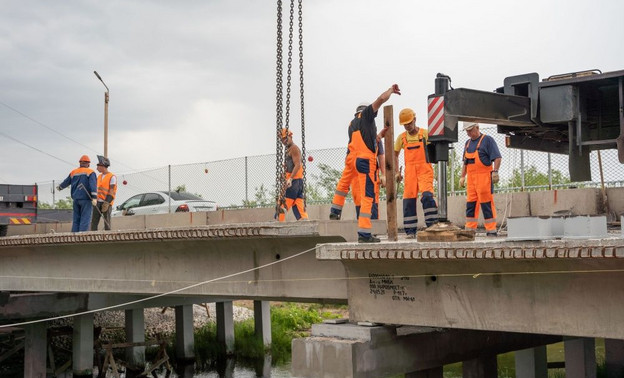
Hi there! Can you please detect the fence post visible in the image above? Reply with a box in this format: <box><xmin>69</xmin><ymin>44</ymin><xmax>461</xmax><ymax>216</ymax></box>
<box><xmin>548</xmin><ymin>153</ymin><xmax>552</xmax><ymax>190</ymax></box>
<box><xmin>245</xmin><ymin>156</ymin><xmax>249</xmax><ymax>203</ymax></box>
<box><xmin>520</xmin><ymin>150</ymin><xmax>525</xmax><ymax>191</ymax></box>
<box><xmin>168</xmin><ymin>165</ymin><xmax>172</xmax><ymax>213</ymax></box>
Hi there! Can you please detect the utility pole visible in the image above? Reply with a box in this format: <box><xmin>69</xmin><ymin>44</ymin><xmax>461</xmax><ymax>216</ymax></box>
<box><xmin>94</xmin><ymin>71</ymin><xmax>109</xmax><ymax>158</ymax></box>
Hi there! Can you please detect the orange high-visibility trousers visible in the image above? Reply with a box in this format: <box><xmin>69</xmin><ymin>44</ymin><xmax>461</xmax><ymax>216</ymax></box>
<box><xmin>278</xmin><ymin>177</ymin><xmax>308</xmax><ymax>222</ymax></box>
<box><xmin>464</xmin><ymin>135</ymin><xmax>496</xmax><ymax>232</ymax></box>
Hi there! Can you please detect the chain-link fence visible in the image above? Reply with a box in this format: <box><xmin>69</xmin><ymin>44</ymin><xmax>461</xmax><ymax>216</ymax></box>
<box><xmin>36</xmin><ymin>125</ymin><xmax>623</xmax><ymax>210</ymax></box>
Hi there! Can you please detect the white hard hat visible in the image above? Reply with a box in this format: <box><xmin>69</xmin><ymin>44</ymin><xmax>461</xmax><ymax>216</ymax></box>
<box><xmin>355</xmin><ymin>102</ymin><xmax>369</xmax><ymax>113</ymax></box>
<box><xmin>462</xmin><ymin>122</ymin><xmax>478</xmax><ymax>131</ymax></box>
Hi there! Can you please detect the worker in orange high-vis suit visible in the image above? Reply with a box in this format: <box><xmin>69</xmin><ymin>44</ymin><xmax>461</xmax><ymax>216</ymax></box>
<box><xmin>277</xmin><ymin>128</ymin><xmax>308</xmax><ymax>222</ymax></box>
<box><xmin>57</xmin><ymin>155</ymin><xmax>98</xmax><ymax>232</ymax></box>
<box><xmin>394</xmin><ymin>108</ymin><xmax>438</xmax><ymax>238</ymax></box>
<box><xmin>330</xmin><ymin>84</ymin><xmax>401</xmax><ymax>243</ymax></box>
<box><xmin>91</xmin><ymin>155</ymin><xmax>117</xmax><ymax>231</ymax></box>
<box><xmin>459</xmin><ymin>122</ymin><xmax>502</xmax><ymax>236</ymax></box>
<box><xmin>350</xmin><ymin>139</ymin><xmax>385</xmax><ymax>219</ymax></box>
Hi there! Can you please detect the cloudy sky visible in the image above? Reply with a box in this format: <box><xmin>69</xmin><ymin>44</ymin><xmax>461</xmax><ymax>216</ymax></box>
<box><xmin>1</xmin><ymin>0</ymin><xmax>622</xmax><ymax>186</ymax></box>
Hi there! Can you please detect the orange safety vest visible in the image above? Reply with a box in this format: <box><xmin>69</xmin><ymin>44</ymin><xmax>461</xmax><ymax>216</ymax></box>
<box><xmin>97</xmin><ymin>172</ymin><xmax>117</xmax><ymax>205</ymax></box>
<box><xmin>401</xmin><ymin>129</ymin><xmax>429</xmax><ymax>165</ymax></box>
<box><xmin>284</xmin><ymin>147</ymin><xmax>303</xmax><ymax>180</ymax></box>
<box><xmin>464</xmin><ymin>134</ymin><xmax>491</xmax><ymax>175</ymax></box>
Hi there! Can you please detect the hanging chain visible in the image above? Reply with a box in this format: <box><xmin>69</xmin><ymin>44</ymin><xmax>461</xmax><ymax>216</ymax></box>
<box><xmin>284</xmin><ymin>0</ymin><xmax>294</xmax><ymax>134</ymax></box>
<box><xmin>298</xmin><ymin>0</ymin><xmax>307</xmax><ymax>204</ymax></box>
<box><xmin>275</xmin><ymin>0</ymin><xmax>284</xmax><ymax>206</ymax></box>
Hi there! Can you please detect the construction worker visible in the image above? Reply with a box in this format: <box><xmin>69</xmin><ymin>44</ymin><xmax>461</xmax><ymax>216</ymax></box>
<box><xmin>57</xmin><ymin>155</ymin><xmax>98</xmax><ymax>232</ymax></box>
<box><xmin>350</xmin><ymin>139</ymin><xmax>386</xmax><ymax>219</ymax></box>
<box><xmin>277</xmin><ymin>128</ymin><xmax>308</xmax><ymax>222</ymax></box>
<box><xmin>330</xmin><ymin>84</ymin><xmax>401</xmax><ymax>243</ymax></box>
<box><xmin>91</xmin><ymin>155</ymin><xmax>117</xmax><ymax>231</ymax></box>
<box><xmin>459</xmin><ymin>122</ymin><xmax>502</xmax><ymax>236</ymax></box>
<box><xmin>395</xmin><ymin>108</ymin><xmax>438</xmax><ymax>237</ymax></box>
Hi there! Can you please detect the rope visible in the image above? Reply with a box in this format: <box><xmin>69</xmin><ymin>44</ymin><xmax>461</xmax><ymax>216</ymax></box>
<box><xmin>0</xmin><ymin>244</ymin><xmax>318</xmax><ymax>329</ymax></box>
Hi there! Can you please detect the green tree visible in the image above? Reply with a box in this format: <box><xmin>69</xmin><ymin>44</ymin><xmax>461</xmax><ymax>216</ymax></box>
<box><xmin>242</xmin><ymin>184</ymin><xmax>273</xmax><ymax>207</ymax></box>
<box><xmin>308</xmin><ymin>163</ymin><xmax>343</xmax><ymax>202</ymax></box>
<box><xmin>38</xmin><ymin>197</ymin><xmax>73</xmax><ymax>209</ymax></box>
<box><xmin>505</xmin><ymin>165</ymin><xmax>570</xmax><ymax>188</ymax></box>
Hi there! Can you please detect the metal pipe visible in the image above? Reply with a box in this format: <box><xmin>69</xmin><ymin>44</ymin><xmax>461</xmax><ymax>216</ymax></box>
<box><xmin>437</xmin><ymin>162</ymin><xmax>448</xmax><ymax>221</ymax></box>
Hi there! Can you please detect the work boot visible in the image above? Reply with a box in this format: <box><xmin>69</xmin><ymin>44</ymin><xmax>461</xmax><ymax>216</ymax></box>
<box><xmin>329</xmin><ymin>213</ymin><xmax>341</xmax><ymax>220</ymax></box>
<box><xmin>406</xmin><ymin>233</ymin><xmax>416</xmax><ymax>239</ymax></box>
<box><xmin>358</xmin><ymin>235</ymin><xmax>381</xmax><ymax>243</ymax></box>
<box><xmin>486</xmin><ymin>231</ymin><xmax>498</xmax><ymax>237</ymax></box>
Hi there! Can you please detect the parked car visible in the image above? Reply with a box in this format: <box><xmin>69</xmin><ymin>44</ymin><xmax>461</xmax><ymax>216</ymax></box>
<box><xmin>111</xmin><ymin>191</ymin><xmax>217</xmax><ymax>217</ymax></box>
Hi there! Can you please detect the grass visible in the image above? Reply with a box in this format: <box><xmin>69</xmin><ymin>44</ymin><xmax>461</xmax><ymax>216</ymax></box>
<box><xmin>443</xmin><ymin>339</ymin><xmax>609</xmax><ymax>378</ymax></box>
<box><xmin>190</xmin><ymin>302</ymin><xmax>344</xmax><ymax>367</ymax></box>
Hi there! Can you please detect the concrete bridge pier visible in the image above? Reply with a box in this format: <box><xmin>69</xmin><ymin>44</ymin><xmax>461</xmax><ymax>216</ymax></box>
<box><xmin>462</xmin><ymin>356</ymin><xmax>497</xmax><ymax>377</ymax></box>
<box><xmin>175</xmin><ymin>305</ymin><xmax>195</xmax><ymax>362</ymax></box>
<box><xmin>24</xmin><ymin>321</ymin><xmax>47</xmax><ymax>378</ymax></box>
<box><xmin>291</xmin><ymin>322</ymin><xmax>562</xmax><ymax>378</ymax></box>
<box><xmin>72</xmin><ymin>313</ymin><xmax>94</xmax><ymax>377</ymax></box>
<box><xmin>605</xmin><ymin>338</ymin><xmax>624</xmax><ymax>377</ymax></box>
<box><xmin>564</xmin><ymin>337</ymin><xmax>597</xmax><ymax>378</ymax></box>
<box><xmin>125</xmin><ymin>308</ymin><xmax>146</xmax><ymax>372</ymax></box>
<box><xmin>216</xmin><ymin>301</ymin><xmax>235</xmax><ymax>354</ymax></box>
<box><xmin>406</xmin><ymin>366</ymin><xmax>443</xmax><ymax>378</ymax></box>
<box><xmin>515</xmin><ymin>346</ymin><xmax>547</xmax><ymax>378</ymax></box>
<box><xmin>254</xmin><ymin>300</ymin><xmax>271</xmax><ymax>347</ymax></box>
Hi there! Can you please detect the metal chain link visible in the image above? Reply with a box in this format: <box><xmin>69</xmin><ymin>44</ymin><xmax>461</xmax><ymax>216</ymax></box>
<box><xmin>284</xmin><ymin>0</ymin><xmax>294</xmax><ymax>133</ymax></box>
<box><xmin>298</xmin><ymin>0</ymin><xmax>307</xmax><ymax>205</ymax></box>
<box><xmin>275</xmin><ymin>0</ymin><xmax>284</xmax><ymax>206</ymax></box>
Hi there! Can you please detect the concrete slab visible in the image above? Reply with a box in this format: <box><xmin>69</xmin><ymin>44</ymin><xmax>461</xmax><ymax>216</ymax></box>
<box><xmin>316</xmin><ymin>237</ymin><xmax>624</xmax><ymax>339</ymax></box>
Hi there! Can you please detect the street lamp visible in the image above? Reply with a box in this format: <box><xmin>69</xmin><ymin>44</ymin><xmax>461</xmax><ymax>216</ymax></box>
<box><xmin>94</xmin><ymin>71</ymin><xmax>109</xmax><ymax>158</ymax></box>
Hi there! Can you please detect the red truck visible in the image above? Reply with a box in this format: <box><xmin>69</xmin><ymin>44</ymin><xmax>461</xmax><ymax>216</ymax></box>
<box><xmin>0</xmin><ymin>184</ymin><xmax>38</xmax><ymax>237</ymax></box>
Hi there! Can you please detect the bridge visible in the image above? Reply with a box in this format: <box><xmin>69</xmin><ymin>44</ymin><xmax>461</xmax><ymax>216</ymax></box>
<box><xmin>1</xmin><ymin>187</ymin><xmax>623</xmax><ymax>377</ymax></box>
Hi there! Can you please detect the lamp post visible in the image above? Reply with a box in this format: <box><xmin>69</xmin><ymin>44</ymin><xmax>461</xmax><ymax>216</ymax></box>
<box><xmin>94</xmin><ymin>71</ymin><xmax>109</xmax><ymax>157</ymax></box>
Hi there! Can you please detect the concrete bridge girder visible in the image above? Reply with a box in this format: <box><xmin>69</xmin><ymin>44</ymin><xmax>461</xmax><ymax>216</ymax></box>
<box><xmin>0</xmin><ymin>223</ymin><xmax>351</xmax><ymax>302</ymax></box>
<box><xmin>317</xmin><ymin>237</ymin><xmax>624</xmax><ymax>340</ymax></box>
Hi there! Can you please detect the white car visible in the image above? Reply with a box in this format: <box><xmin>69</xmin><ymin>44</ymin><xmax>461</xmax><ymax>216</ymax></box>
<box><xmin>112</xmin><ymin>191</ymin><xmax>217</xmax><ymax>217</ymax></box>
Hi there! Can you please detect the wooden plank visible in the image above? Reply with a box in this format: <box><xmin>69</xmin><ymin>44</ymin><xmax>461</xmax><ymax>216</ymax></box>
<box><xmin>416</xmin><ymin>222</ymin><xmax>475</xmax><ymax>242</ymax></box>
<box><xmin>383</xmin><ymin>105</ymin><xmax>398</xmax><ymax>241</ymax></box>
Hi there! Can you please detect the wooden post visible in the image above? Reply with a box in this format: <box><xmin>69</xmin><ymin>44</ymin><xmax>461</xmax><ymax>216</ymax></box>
<box><xmin>383</xmin><ymin>105</ymin><xmax>398</xmax><ymax>241</ymax></box>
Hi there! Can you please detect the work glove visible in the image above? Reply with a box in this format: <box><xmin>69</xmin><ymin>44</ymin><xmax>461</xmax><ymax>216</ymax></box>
<box><xmin>91</xmin><ymin>199</ymin><xmax>97</xmax><ymax>207</ymax></box>
<box><xmin>101</xmin><ymin>201</ymin><xmax>110</xmax><ymax>212</ymax></box>
<box><xmin>459</xmin><ymin>176</ymin><xmax>466</xmax><ymax>188</ymax></box>
<box><xmin>492</xmin><ymin>171</ymin><xmax>500</xmax><ymax>184</ymax></box>
<box><xmin>379</xmin><ymin>175</ymin><xmax>386</xmax><ymax>188</ymax></box>
<box><xmin>56</xmin><ymin>185</ymin><xmax>62</xmax><ymax>191</ymax></box>
<box><xmin>286</xmin><ymin>177</ymin><xmax>293</xmax><ymax>188</ymax></box>
<box><xmin>395</xmin><ymin>166</ymin><xmax>403</xmax><ymax>183</ymax></box>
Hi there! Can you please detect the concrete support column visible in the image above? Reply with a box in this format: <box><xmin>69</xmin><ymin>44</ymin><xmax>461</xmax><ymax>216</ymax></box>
<box><xmin>125</xmin><ymin>309</ymin><xmax>146</xmax><ymax>371</ymax></box>
<box><xmin>216</xmin><ymin>301</ymin><xmax>235</xmax><ymax>354</ymax></box>
<box><xmin>463</xmin><ymin>356</ymin><xmax>497</xmax><ymax>378</ymax></box>
<box><xmin>515</xmin><ymin>346</ymin><xmax>547</xmax><ymax>378</ymax></box>
<box><xmin>605</xmin><ymin>338</ymin><xmax>624</xmax><ymax>378</ymax></box>
<box><xmin>175</xmin><ymin>305</ymin><xmax>195</xmax><ymax>362</ymax></box>
<box><xmin>24</xmin><ymin>322</ymin><xmax>47</xmax><ymax>378</ymax></box>
<box><xmin>564</xmin><ymin>337</ymin><xmax>596</xmax><ymax>378</ymax></box>
<box><xmin>406</xmin><ymin>366</ymin><xmax>443</xmax><ymax>378</ymax></box>
<box><xmin>72</xmin><ymin>313</ymin><xmax>94</xmax><ymax>377</ymax></box>
<box><xmin>253</xmin><ymin>300</ymin><xmax>271</xmax><ymax>346</ymax></box>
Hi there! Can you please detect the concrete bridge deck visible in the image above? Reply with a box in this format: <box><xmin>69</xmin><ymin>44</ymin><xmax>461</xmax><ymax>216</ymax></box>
<box><xmin>317</xmin><ymin>236</ymin><xmax>624</xmax><ymax>340</ymax></box>
<box><xmin>0</xmin><ymin>221</ymin><xmax>361</xmax><ymax>311</ymax></box>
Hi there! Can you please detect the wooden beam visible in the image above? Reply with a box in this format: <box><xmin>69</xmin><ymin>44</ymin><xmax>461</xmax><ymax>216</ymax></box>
<box><xmin>383</xmin><ymin>105</ymin><xmax>398</xmax><ymax>241</ymax></box>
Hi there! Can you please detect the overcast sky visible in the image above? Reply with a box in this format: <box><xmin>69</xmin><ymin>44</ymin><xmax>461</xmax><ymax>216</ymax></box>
<box><xmin>1</xmin><ymin>0</ymin><xmax>622</xmax><ymax>186</ymax></box>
